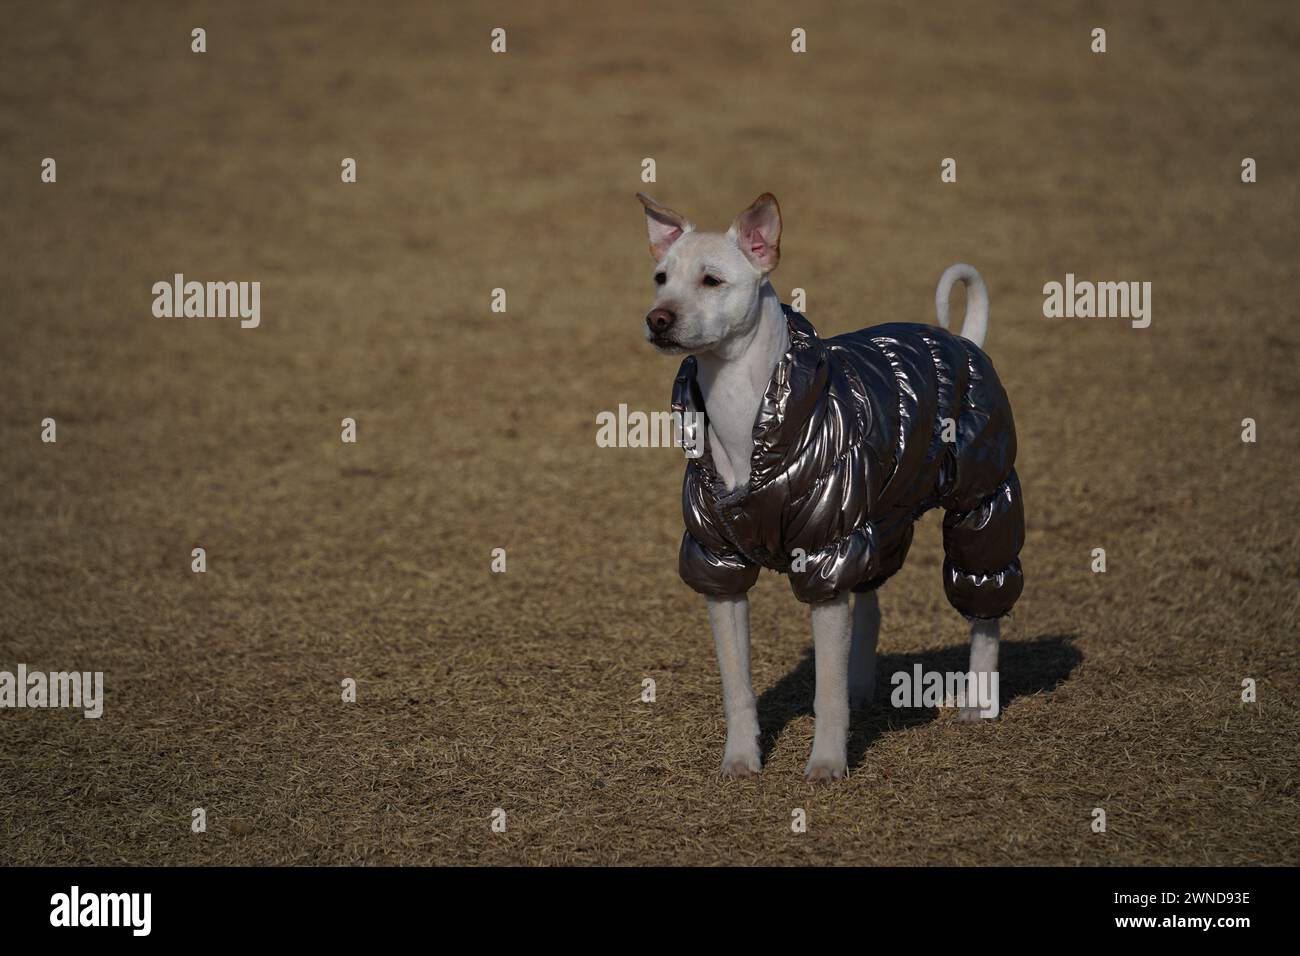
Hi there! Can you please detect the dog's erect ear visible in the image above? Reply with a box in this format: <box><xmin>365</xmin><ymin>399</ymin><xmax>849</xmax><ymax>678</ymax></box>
<box><xmin>637</xmin><ymin>192</ymin><xmax>692</xmax><ymax>261</ymax></box>
<box><xmin>729</xmin><ymin>193</ymin><xmax>782</xmax><ymax>274</ymax></box>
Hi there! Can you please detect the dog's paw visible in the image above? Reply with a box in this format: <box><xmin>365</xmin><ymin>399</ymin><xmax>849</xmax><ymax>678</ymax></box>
<box><xmin>803</xmin><ymin>757</ymin><xmax>846</xmax><ymax>783</ymax></box>
<box><xmin>720</xmin><ymin>752</ymin><xmax>762</xmax><ymax>779</ymax></box>
<box><xmin>956</xmin><ymin>705</ymin><xmax>1000</xmax><ymax>723</ymax></box>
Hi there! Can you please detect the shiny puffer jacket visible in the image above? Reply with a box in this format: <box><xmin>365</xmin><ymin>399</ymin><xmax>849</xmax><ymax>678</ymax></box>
<box><xmin>672</xmin><ymin>306</ymin><xmax>1024</xmax><ymax>618</ymax></box>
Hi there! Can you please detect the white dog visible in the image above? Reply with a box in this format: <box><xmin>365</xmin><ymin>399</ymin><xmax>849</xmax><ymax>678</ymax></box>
<box><xmin>639</xmin><ymin>192</ymin><xmax>1024</xmax><ymax>781</ymax></box>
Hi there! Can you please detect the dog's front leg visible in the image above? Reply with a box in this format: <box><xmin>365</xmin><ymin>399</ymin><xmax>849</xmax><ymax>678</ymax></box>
<box><xmin>706</xmin><ymin>594</ymin><xmax>762</xmax><ymax>778</ymax></box>
<box><xmin>848</xmin><ymin>589</ymin><xmax>880</xmax><ymax>709</ymax></box>
<box><xmin>806</xmin><ymin>590</ymin><xmax>853</xmax><ymax>781</ymax></box>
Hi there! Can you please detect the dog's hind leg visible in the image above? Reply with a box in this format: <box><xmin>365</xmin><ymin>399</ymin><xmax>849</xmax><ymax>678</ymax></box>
<box><xmin>941</xmin><ymin>469</ymin><xmax>1024</xmax><ymax>722</ymax></box>
<box><xmin>806</xmin><ymin>590</ymin><xmax>853</xmax><ymax>781</ymax></box>
<box><xmin>707</xmin><ymin>594</ymin><xmax>762</xmax><ymax>778</ymax></box>
<box><xmin>848</xmin><ymin>589</ymin><xmax>880</xmax><ymax>709</ymax></box>
<box><xmin>958</xmin><ymin>618</ymin><xmax>1000</xmax><ymax>722</ymax></box>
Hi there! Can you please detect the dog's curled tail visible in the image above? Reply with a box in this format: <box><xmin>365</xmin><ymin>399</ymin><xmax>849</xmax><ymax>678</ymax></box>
<box><xmin>935</xmin><ymin>263</ymin><xmax>989</xmax><ymax>349</ymax></box>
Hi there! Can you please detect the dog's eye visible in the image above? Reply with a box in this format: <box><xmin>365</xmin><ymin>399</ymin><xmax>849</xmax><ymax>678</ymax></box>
<box><xmin>654</xmin><ymin>272</ymin><xmax>667</xmax><ymax>285</ymax></box>
<box><xmin>702</xmin><ymin>275</ymin><xmax>723</xmax><ymax>287</ymax></box>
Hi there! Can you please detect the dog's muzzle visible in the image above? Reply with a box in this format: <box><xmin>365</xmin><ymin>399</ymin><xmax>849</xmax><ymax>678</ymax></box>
<box><xmin>646</xmin><ymin>308</ymin><xmax>676</xmax><ymax>335</ymax></box>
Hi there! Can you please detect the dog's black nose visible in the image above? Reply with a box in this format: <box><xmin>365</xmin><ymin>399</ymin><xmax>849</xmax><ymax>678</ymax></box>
<box><xmin>646</xmin><ymin>308</ymin><xmax>676</xmax><ymax>334</ymax></box>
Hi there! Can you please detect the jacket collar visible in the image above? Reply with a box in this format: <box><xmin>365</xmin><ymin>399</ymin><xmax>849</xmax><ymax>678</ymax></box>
<box><xmin>672</xmin><ymin>306</ymin><xmax>828</xmax><ymax>499</ymax></box>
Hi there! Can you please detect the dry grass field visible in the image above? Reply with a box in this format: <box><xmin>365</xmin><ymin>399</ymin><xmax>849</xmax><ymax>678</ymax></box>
<box><xmin>0</xmin><ymin>0</ymin><xmax>1297</xmax><ymax>865</ymax></box>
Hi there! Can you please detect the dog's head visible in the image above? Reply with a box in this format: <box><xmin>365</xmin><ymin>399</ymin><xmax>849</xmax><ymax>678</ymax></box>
<box><xmin>636</xmin><ymin>192</ymin><xmax>782</xmax><ymax>355</ymax></box>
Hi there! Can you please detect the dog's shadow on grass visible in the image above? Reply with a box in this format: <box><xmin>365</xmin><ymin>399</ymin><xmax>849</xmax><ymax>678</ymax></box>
<box><xmin>756</xmin><ymin>633</ymin><xmax>1082</xmax><ymax>769</ymax></box>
